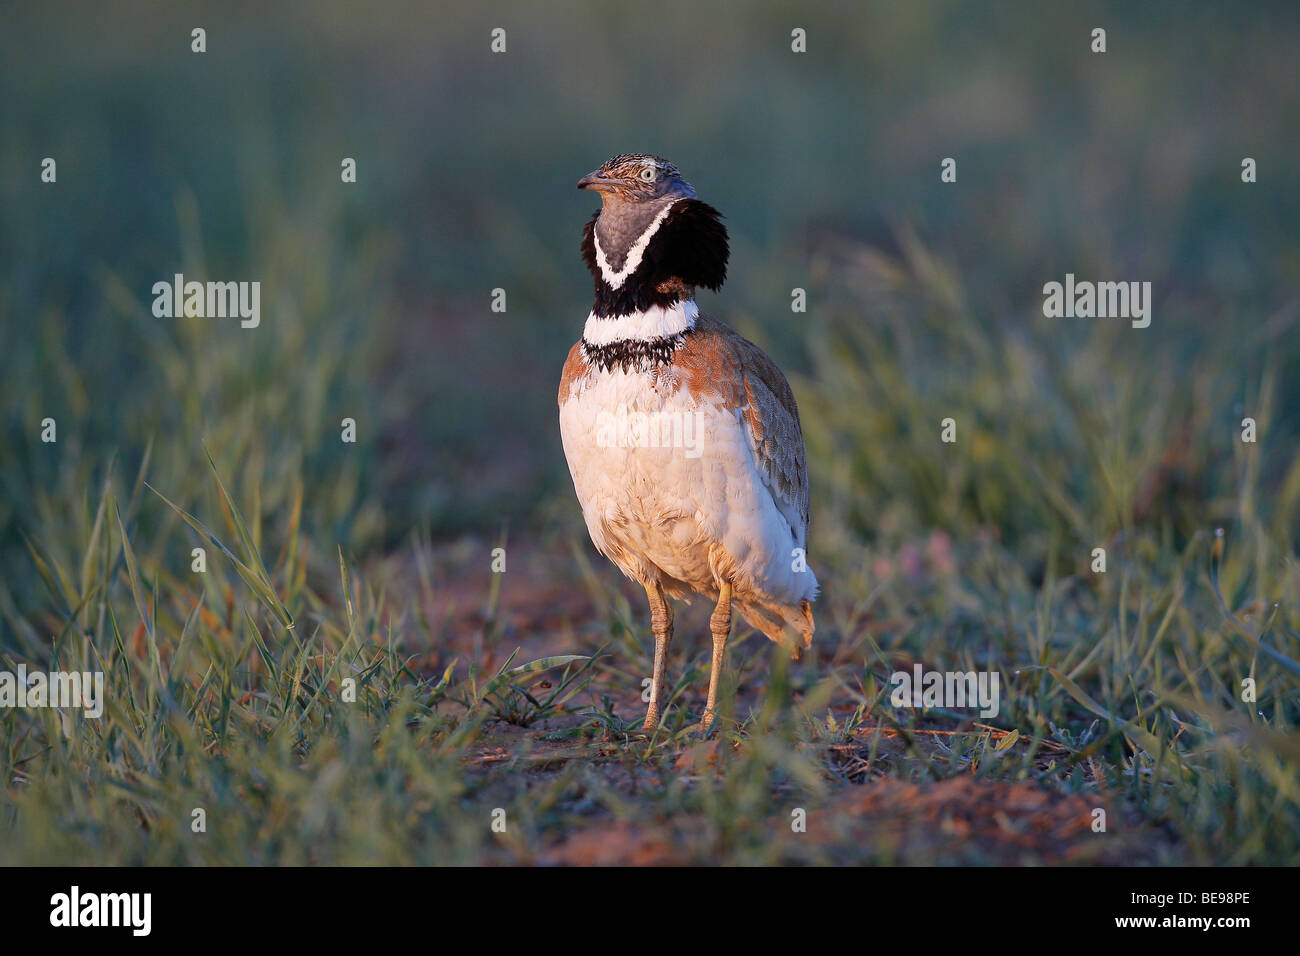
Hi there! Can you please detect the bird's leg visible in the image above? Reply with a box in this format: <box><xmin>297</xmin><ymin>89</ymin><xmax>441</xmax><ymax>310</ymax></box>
<box><xmin>643</xmin><ymin>581</ymin><xmax>673</xmax><ymax>732</ymax></box>
<box><xmin>702</xmin><ymin>578</ymin><xmax>732</xmax><ymax>733</ymax></box>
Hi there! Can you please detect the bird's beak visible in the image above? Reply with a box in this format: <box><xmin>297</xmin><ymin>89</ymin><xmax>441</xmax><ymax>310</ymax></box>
<box><xmin>577</xmin><ymin>171</ymin><xmax>619</xmax><ymax>192</ymax></box>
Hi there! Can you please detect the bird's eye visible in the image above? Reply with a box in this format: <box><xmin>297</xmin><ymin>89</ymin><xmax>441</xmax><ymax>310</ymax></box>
<box><xmin>640</xmin><ymin>166</ymin><xmax>657</xmax><ymax>183</ymax></box>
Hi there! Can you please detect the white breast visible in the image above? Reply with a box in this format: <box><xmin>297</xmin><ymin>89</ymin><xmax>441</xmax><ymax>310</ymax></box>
<box><xmin>558</xmin><ymin>354</ymin><xmax>816</xmax><ymax>607</ymax></box>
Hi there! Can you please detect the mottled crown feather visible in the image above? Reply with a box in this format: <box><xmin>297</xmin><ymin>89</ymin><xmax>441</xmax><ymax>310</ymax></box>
<box><xmin>597</xmin><ymin>153</ymin><xmax>681</xmax><ymax>180</ymax></box>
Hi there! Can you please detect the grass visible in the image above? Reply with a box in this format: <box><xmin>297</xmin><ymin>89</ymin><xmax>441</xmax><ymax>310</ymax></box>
<box><xmin>2</xmin><ymin>230</ymin><xmax>1297</xmax><ymax>864</ymax></box>
<box><xmin>2</xmin><ymin>1</ymin><xmax>1299</xmax><ymax>865</ymax></box>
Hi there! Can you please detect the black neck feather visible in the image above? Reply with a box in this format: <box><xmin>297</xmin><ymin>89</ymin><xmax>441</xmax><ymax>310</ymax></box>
<box><xmin>581</xmin><ymin>330</ymin><xmax>695</xmax><ymax>373</ymax></box>
<box><xmin>581</xmin><ymin>199</ymin><xmax>729</xmax><ymax>318</ymax></box>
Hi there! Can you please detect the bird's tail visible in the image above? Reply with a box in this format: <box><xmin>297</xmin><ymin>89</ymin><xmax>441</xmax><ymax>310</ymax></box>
<box><xmin>737</xmin><ymin>597</ymin><xmax>814</xmax><ymax>659</ymax></box>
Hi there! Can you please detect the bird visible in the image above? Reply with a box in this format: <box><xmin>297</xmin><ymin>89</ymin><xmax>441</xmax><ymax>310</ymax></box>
<box><xmin>557</xmin><ymin>153</ymin><xmax>818</xmax><ymax>733</ymax></box>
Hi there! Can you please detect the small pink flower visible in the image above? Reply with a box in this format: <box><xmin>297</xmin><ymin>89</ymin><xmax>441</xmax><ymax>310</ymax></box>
<box><xmin>927</xmin><ymin>530</ymin><xmax>955</xmax><ymax>576</ymax></box>
<box><xmin>899</xmin><ymin>544</ymin><xmax>924</xmax><ymax>580</ymax></box>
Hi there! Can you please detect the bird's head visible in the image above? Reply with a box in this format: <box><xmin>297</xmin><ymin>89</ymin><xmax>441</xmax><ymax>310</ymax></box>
<box><xmin>577</xmin><ymin>153</ymin><xmax>727</xmax><ymax>313</ymax></box>
<box><xmin>577</xmin><ymin>153</ymin><xmax>697</xmax><ymax>205</ymax></box>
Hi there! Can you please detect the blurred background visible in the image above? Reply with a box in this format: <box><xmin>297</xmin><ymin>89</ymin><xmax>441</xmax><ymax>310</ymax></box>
<box><xmin>2</xmin><ymin>0</ymin><xmax>1298</xmax><ymax>600</ymax></box>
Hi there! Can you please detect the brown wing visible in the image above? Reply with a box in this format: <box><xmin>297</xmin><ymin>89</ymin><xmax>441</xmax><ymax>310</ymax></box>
<box><xmin>675</xmin><ymin>314</ymin><xmax>810</xmax><ymax>536</ymax></box>
<box><xmin>557</xmin><ymin>339</ymin><xmax>590</xmax><ymax>404</ymax></box>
